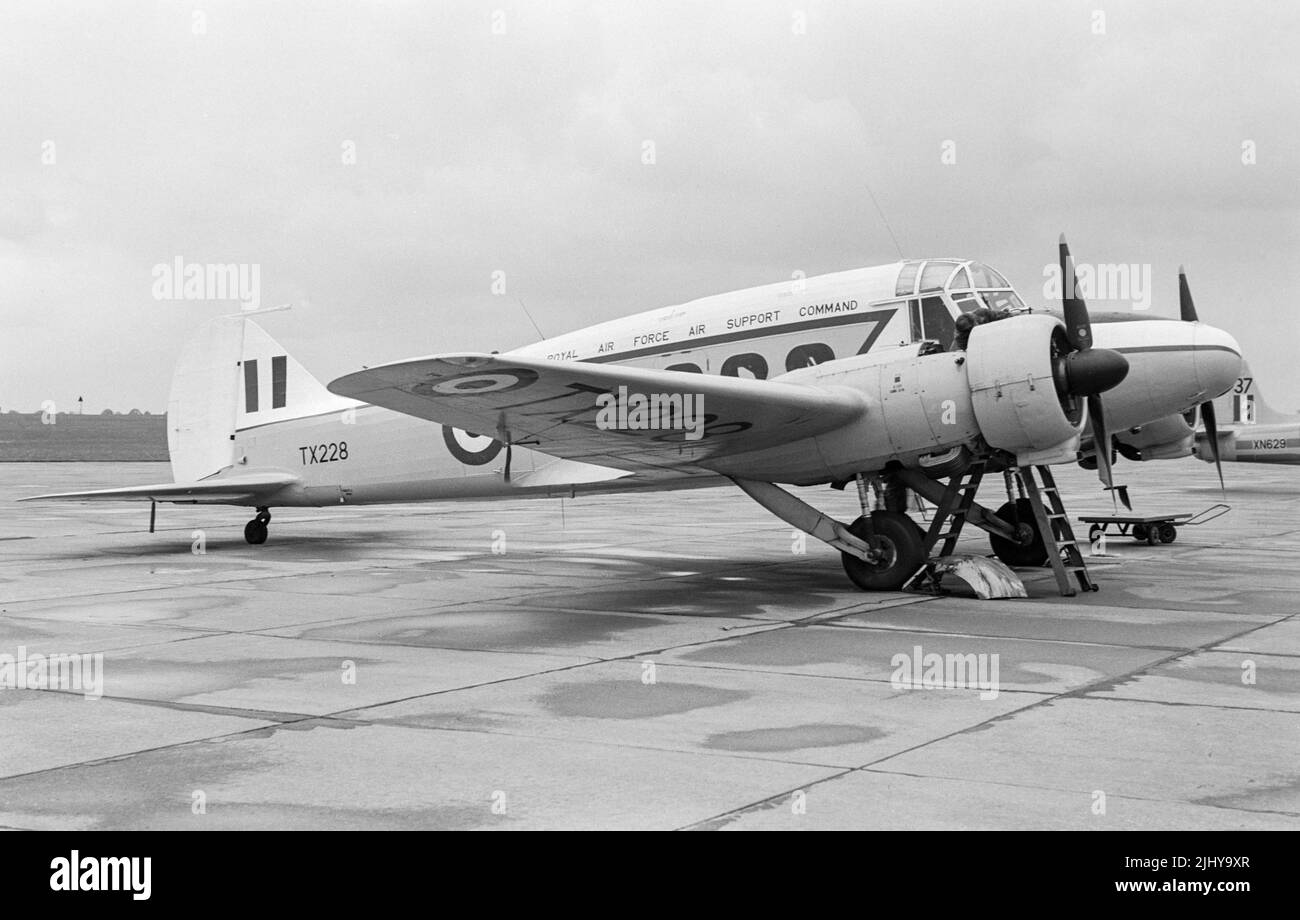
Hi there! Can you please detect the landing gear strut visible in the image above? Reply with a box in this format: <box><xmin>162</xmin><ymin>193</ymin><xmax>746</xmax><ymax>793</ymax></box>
<box><xmin>244</xmin><ymin>507</ymin><xmax>271</xmax><ymax>545</ymax></box>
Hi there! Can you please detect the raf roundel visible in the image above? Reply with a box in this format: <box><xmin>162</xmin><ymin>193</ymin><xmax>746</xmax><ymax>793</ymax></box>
<box><xmin>416</xmin><ymin>368</ymin><xmax>539</xmax><ymax>397</ymax></box>
<box><xmin>442</xmin><ymin>426</ymin><xmax>504</xmax><ymax>466</ymax></box>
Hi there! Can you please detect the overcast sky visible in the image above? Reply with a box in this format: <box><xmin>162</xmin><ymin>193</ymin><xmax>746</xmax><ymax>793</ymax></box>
<box><xmin>3</xmin><ymin>0</ymin><xmax>1297</xmax><ymax>413</ymax></box>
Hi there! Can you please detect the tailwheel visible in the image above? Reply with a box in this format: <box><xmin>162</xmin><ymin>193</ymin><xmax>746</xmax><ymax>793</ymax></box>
<box><xmin>989</xmin><ymin>498</ymin><xmax>1048</xmax><ymax>567</ymax></box>
<box><xmin>841</xmin><ymin>510</ymin><xmax>926</xmax><ymax>591</ymax></box>
<box><xmin>244</xmin><ymin>507</ymin><xmax>271</xmax><ymax>545</ymax></box>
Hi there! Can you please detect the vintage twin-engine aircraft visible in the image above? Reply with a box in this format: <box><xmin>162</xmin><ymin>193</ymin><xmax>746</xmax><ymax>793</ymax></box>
<box><xmin>25</xmin><ymin>237</ymin><xmax>1241</xmax><ymax>592</ymax></box>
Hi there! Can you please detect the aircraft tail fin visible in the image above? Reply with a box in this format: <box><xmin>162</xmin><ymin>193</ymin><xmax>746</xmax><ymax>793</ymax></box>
<box><xmin>167</xmin><ymin>317</ymin><xmax>357</xmax><ymax>482</ymax></box>
<box><xmin>1212</xmin><ymin>361</ymin><xmax>1291</xmax><ymax>426</ymax></box>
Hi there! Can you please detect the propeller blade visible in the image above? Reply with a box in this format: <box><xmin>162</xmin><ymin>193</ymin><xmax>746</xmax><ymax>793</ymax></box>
<box><xmin>1199</xmin><ymin>399</ymin><xmax>1226</xmax><ymax>493</ymax></box>
<box><xmin>1088</xmin><ymin>394</ymin><xmax>1115</xmax><ymax>490</ymax></box>
<box><xmin>503</xmin><ymin>442</ymin><xmax>513</xmax><ymax>484</ymax></box>
<box><xmin>1178</xmin><ymin>266</ymin><xmax>1198</xmax><ymax>323</ymax></box>
<box><xmin>1059</xmin><ymin>234</ymin><xmax>1092</xmax><ymax>352</ymax></box>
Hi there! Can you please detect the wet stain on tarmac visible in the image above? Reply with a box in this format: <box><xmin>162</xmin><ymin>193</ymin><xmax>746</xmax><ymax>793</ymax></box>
<box><xmin>296</xmin><ymin>608</ymin><xmax>660</xmax><ymax>650</ymax></box>
<box><xmin>539</xmin><ymin>680</ymin><xmax>749</xmax><ymax>719</ymax></box>
<box><xmin>0</xmin><ymin>731</ymin><xmax>501</xmax><ymax>830</ymax></box>
<box><xmin>1192</xmin><ymin>773</ymin><xmax>1300</xmax><ymax>814</ymax></box>
<box><xmin>704</xmin><ymin>723</ymin><xmax>886</xmax><ymax>752</ymax></box>
<box><xmin>103</xmin><ymin>654</ymin><xmax>386</xmax><ymax>701</ymax></box>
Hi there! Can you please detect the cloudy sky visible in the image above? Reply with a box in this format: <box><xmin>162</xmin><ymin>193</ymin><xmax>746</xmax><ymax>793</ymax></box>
<box><xmin>3</xmin><ymin>0</ymin><xmax>1297</xmax><ymax>413</ymax></box>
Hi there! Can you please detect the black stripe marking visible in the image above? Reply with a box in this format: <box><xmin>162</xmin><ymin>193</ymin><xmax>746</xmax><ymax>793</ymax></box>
<box><xmin>583</xmin><ymin>309</ymin><xmax>897</xmax><ymax>364</ymax></box>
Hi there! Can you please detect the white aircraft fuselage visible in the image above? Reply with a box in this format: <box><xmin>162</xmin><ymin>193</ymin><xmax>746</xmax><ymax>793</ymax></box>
<box><xmin>208</xmin><ymin>258</ymin><xmax>1239</xmax><ymax>508</ymax></box>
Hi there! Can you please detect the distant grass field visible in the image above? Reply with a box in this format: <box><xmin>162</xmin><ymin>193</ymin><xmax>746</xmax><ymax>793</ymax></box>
<box><xmin>0</xmin><ymin>413</ymin><xmax>169</xmax><ymax>461</ymax></box>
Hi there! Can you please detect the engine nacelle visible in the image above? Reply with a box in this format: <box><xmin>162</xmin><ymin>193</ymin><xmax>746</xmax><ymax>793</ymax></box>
<box><xmin>965</xmin><ymin>314</ymin><xmax>1084</xmax><ymax>465</ymax></box>
<box><xmin>1116</xmin><ymin>412</ymin><xmax>1195</xmax><ymax>461</ymax></box>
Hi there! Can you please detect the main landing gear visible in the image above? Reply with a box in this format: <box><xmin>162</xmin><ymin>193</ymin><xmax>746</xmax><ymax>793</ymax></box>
<box><xmin>244</xmin><ymin>507</ymin><xmax>271</xmax><ymax>545</ymax></box>
<box><xmin>729</xmin><ymin>457</ymin><xmax>1098</xmax><ymax>598</ymax></box>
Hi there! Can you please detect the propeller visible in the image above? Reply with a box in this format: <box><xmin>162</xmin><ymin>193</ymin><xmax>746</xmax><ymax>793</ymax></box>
<box><xmin>1179</xmin><ymin>267</ymin><xmax>1226</xmax><ymax>493</ymax></box>
<box><xmin>1054</xmin><ymin>235</ymin><xmax>1131</xmax><ymax>501</ymax></box>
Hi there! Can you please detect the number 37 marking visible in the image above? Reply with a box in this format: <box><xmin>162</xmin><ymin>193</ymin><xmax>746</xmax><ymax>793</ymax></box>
<box><xmin>1234</xmin><ymin>377</ymin><xmax>1253</xmax><ymax>394</ymax></box>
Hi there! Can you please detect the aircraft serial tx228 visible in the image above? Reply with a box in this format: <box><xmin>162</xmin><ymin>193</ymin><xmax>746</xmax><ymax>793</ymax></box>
<box><xmin>27</xmin><ymin>237</ymin><xmax>1241</xmax><ymax>597</ymax></box>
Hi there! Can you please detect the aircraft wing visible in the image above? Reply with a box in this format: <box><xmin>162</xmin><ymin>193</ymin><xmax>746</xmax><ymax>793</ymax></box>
<box><xmin>328</xmin><ymin>354</ymin><xmax>865</xmax><ymax>472</ymax></box>
<box><xmin>19</xmin><ymin>471</ymin><xmax>299</xmax><ymax>504</ymax></box>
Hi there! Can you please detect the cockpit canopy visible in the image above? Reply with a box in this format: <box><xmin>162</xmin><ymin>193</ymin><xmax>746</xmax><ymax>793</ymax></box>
<box><xmin>893</xmin><ymin>259</ymin><xmax>1027</xmax><ymax>349</ymax></box>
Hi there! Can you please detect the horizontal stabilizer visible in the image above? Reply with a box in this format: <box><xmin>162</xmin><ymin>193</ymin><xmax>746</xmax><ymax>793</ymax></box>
<box><xmin>19</xmin><ymin>471</ymin><xmax>299</xmax><ymax>504</ymax></box>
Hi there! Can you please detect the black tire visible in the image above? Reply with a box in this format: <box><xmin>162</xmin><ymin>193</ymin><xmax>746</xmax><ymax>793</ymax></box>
<box><xmin>244</xmin><ymin>520</ymin><xmax>268</xmax><ymax>545</ymax></box>
<box><xmin>841</xmin><ymin>510</ymin><xmax>927</xmax><ymax>591</ymax></box>
<box><xmin>917</xmin><ymin>446</ymin><xmax>972</xmax><ymax>480</ymax></box>
<box><xmin>1132</xmin><ymin>523</ymin><xmax>1149</xmax><ymax>542</ymax></box>
<box><xmin>989</xmin><ymin>499</ymin><xmax>1048</xmax><ymax>567</ymax></box>
<box><xmin>1158</xmin><ymin>522</ymin><xmax>1177</xmax><ymax>544</ymax></box>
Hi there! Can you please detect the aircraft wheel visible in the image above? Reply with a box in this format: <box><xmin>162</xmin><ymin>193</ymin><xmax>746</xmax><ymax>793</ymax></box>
<box><xmin>989</xmin><ymin>499</ymin><xmax>1048</xmax><ymax>567</ymax></box>
<box><xmin>917</xmin><ymin>446</ymin><xmax>971</xmax><ymax>480</ymax></box>
<box><xmin>1158</xmin><ymin>522</ymin><xmax>1177</xmax><ymax>544</ymax></box>
<box><xmin>1132</xmin><ymin>523</ymin><xmax>1149</xmax><ymax>542</ymax></box>
<box><xmin>841</xmin><ymin>511</ymin><xmax>926</xmax><ymax>591</ymax></box>
<box><xmin>244</xmin><ymin>519</ymin><xmax>268</xmax><ymax>545</ymax></box>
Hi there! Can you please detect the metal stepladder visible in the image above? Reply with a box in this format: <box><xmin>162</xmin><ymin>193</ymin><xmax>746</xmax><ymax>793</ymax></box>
<box><xmin>918</xmin><ymin>459</ymin><xmax>987</xmax><ymax>561</ymax></box>
<box><xmin>907</xmin><ymin>460</ymin><xmax>988</xmax><ymax>593</ymax></box>
<box><xmin>908</xmin><ymin>461</ymin><xmax>1096</xmax><ymax>597</ymax></box>
<box><xmin>1015</xmin><ymin>465</ymin><xmax>1097</xmax><ymax>596</ymax></box>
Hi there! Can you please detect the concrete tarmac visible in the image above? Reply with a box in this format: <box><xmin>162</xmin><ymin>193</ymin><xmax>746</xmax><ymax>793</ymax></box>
<box><xmin>1</xmin><ymin>458</ymin><xmax>1297</xmax><ymax>829</ymax></box>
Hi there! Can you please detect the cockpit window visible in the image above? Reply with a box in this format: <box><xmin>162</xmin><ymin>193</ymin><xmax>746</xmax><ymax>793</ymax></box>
<box><xmin>951</xmin><ymin>293</ymin><xmax>981</xmax><ymax>313</ymax></box>
<box><xmin>969</xmin><ymin>262</ymin><xmax>1010</xmax><ymax>289</ymax></box>
<box><xmin>981</xmin><ymin>290</ymin><xmax>1024</xmax><ymax>311</ymax></box>
<box><xmin>919</xmin><ymin>260</ymin><xmax>958</xmax><ymax>292</ymax></box>
<box><xmin>895</xmin><ymin>261</ymin><xmax>921</xmax><ymax>296</ymax></box>
<box><xmin>949</xmin><ymin>266</ymin><xmax>971</xmax><ymax>291</ymax></box>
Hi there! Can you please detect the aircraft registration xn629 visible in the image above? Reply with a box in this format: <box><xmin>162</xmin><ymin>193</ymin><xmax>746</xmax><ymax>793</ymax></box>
<box><xmin>24</xmin><ymin>237</ymin><xmax>1242</xmax><ymax>597</ymax></box>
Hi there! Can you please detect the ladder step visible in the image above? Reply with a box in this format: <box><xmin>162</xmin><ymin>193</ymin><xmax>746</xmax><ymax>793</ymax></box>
<box><xmin>1047</xmin><ymin>513</ymin><xmax>1068</xmax><ymax>520</ymax></box>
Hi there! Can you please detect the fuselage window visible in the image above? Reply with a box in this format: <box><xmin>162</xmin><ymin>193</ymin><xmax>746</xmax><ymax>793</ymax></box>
<box><xmin>666</xmin><ymin>362</ymin><xmax>702</xmax><ymax>374</ymax></box>
<box><xmin>785</xmin><ymin>343</ymin><xmax>835</xmax><ymax>371</ymax></box>
<box><xmin>721</xmin><ymin>353</ymin><xmax>769</xmax><ymax>379</ymax></box>
<box><xmin>920</xmin><ymin>296</ymin><xmax>956</xmax><ymax>350</ymax></box>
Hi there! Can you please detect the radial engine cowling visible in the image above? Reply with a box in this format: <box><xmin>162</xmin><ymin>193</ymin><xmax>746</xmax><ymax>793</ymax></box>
<box><xmin>965</xmin><ymin>314</ymin><xmax>1085</xmax><ymax>465</ymax></box>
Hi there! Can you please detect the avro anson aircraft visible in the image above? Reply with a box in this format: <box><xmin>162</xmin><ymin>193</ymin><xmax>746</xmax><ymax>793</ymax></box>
<box><xmin>25</xmin><ymin>238</ymin><xmax>1241</xmax><ymax>593</ymax></box>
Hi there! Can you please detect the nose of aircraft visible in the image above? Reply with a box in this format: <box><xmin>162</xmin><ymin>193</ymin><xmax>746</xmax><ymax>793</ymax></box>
<box><xmin>1194</xmin><ymin>323</ymin><xmax>1242</xmax><ymax>400</ymax></box>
